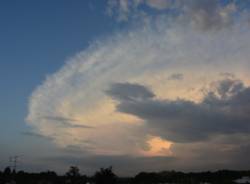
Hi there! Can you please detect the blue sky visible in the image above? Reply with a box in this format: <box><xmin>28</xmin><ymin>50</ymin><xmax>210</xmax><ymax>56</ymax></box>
<box><xmin>0</xmin><ymin>0</ymin><xmax>120</xmax><ymax>170</ymax></box>
<box><xmin>0</xmin><ymin>0</ymin><xmax>113</xmax><ymax>149</ymax></box>
<box><xmin>1</xmin><ymin>0</ymin><xmax>250</xmax><ymax>176</ymax></box>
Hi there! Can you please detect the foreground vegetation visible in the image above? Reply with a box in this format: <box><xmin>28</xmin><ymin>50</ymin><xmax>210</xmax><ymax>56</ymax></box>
<box><xmin>1</xmin><ymin>166</ymin><xmax>250</xmax><ymax>184</ymax></box>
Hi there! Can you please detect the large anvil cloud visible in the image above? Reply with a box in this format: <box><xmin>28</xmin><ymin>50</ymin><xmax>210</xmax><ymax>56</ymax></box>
<box><xmin>27</xmin><ymin>1</ymin><xmax>250</xmax><ymax>168</ymax></box>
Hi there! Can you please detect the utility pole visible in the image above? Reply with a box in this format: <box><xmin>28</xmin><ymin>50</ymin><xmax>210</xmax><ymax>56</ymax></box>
<box><xmin>9</xmin><ymin>156</ymin><xmax>19</xmax><ymax>171</ymax></box>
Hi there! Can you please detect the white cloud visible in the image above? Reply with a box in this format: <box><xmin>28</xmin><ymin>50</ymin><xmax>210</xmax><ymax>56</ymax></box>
<box><xmin>27</xmin><ymin>6</ymin><xmax>250</xmax><ymax>160</ymax></box>
<box><xmin>146</xmin><ymin>0</ymin><xmax>172</xmax><ymax>10</ymax></box>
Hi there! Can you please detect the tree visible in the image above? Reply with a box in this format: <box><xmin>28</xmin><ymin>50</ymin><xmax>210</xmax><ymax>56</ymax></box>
<box><xmin>94</xmin><ymin>166</ymin><xmax>117</xmax><ymax>184</ymax></box>
<box><xmin>2</xmin><ymin>167</ymin><xmax>12</xmax><ymax>183</ymax></box>
<box><xmin>133</xmin><ymin>172</ymin><xmax>160</xmax><ymax>184</ymax></box>
<box><xmin>65</xmin><ymin>166</ymin><xmax>85</xmax><ymax>184</ymax></box>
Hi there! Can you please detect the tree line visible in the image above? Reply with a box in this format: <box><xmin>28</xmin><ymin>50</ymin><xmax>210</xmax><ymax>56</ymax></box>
<box><xmin>1</xmin><ymin>166</ymin><xmax>250</xmax><ymax>184</ymax></box>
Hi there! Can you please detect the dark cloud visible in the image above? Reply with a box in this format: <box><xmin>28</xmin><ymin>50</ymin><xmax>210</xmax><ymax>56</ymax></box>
<box><xmin>59</xmin><ymin>145</ymin><xmax>89</xmax><ymax>155</ymax></box>
<box><xmin>22</xmin><ymin>131</ymin><xmax>53</xmax><ymax>140</ymax></box>
<box><xmin>107</xmin><ymin>79</ymin><xmax>250</xmax><ymax>142</ymax></box>
<box><xmin>168</xmin><ymin>73</ymin><xmax>184</xmax><ymax>80</ymax></box>
<box><xmin>170</xmin><ymin>137</ymin><xmax>250</xmax><ymax>171</ymax></box>
<box><xmin>42</xmin><ymin>116</ymin><xmax>79</xmax><ymax>122</ymax></box>
<box><xmin>59</xmin><ymin>122</ymin><xmax>94</xmax><ymax>129</ymax></box>
<box><xmin>41</xmin><ymin>116</ymin><xmax>94</xmax><ymax>129</ymax></box>
<box><xmin>212</xmin><ymin>78</ymin><xmax>244</xmax><ymax>98</ymax></box>
<box><xmin>106</xmin><ymin>82</ymin><xmax>155</xmax><ymax>102</ymax></box>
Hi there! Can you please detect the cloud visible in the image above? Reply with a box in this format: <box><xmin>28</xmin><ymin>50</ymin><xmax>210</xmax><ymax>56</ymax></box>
<box><xmin>181</xmin><ymin>0</ymin><xmax>237</xmax><ymax>30</ymax></box>
<box><xmin>42</xmin><ymin>154</ymin><xmax>175</xmax><ymax>175</ymax></box>
<box><xmin>108</xmin><ymin>79</ymin><xmax>250</xmax><ymax>142</ymax></box>
<box><xmin>106</xmin><ymin>82</ymin><xmax>155</xmax><ymax>101</ymax></box>
<box><xmin>106</xmin><ymin>0</ymin><xmax>140</xmax><ymax>21</ymax></box>
<box><xmin>170</xmin><ymin>133</ymin><xmax>250</xmax><ymax>170</ymax></box>
<box><xmin>219</xmin><ymin>72</ymin><xmax>235</xmax><ymax>78</ymax></box>
<box><xmin>22</xmin><ymin>131</ymin><xmax>53</xmax><ymax>140</ymax></box>
<box><xmin>27</xmin><ymin>2</ymin><xmax>250</xmax><ymax>171</ymax></box>
<box><xmin>106</xmin><ymin>0</ymin><xmax>238</xmax><ymax>31</ymax></box>
<box><xmin>167</xmin><ymin>73</ymin><xmax>184</xmax><ymax>80</ymax></box>
<box><xmin>41</xmin><ymin>116</ymin><xmax>94</xmax><ymax>129</ymax></box>
<box><xmin>41</xmin><ymin>116</ymin><xmax>79</xmax><ymax>122</ymax></box>
<box><xmin>146</xmin><ymin>0</ymin><xmax>173</xmax><ymax>10</ymax></box>
<box><xmin>106</xmin><ymin>0</ymin><xmax>175</xmax><ymax>21</ymax></box>
<box><xmin>40</xmin><ymin>136</ymin><xmax>250</xmax><ymax>175</ymax></box>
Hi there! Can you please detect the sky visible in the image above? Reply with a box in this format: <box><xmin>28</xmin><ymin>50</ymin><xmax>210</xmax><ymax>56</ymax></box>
<box><xmin>1</xmin><ymin>0</ymin><xmax>250</xmax><ymax>176</ymax></box>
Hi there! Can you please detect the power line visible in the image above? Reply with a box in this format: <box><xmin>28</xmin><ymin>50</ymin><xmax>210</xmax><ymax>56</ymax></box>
<box><xmin>9</xmin><ymin>156</ymin><xmax>20</xmax><ymax>171</ymax></box>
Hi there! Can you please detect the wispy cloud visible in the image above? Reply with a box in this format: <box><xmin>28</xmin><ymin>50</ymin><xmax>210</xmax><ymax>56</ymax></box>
<box><xmin>107</xmin><ymin>0</ymin><xmax>238</xmax><ymax>31</ymax></box>
<box><xmin>40</xmin><ymin>116</ymin><xmax>94</xmax><ymax>129</ymax></box>
<box><xmin>22</xmin><ymin>131</ymin><xmax>53</xmax><ymax>140</ymax></box>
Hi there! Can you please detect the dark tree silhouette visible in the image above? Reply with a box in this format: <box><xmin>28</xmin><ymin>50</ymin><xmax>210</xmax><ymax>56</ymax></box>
<box><xmin>94</xmin><ymin>166</ymin><xmax>117</xmax><ymax>184</ymax></box>
<box><xmin>65</xmin><ymin>166</ymin><xmax>86</xmax><ymax>184</ymax></box>
<box><xmin>3</xmin><ymin>167</ymin><xmax>11</xmax><ymax>176</ymax></box>
<box><xmin>1</xmin><ymin>167</ymin><xmax>13</xmax><ymax>184</ymax></box>
<box><xmin>66</xmin><ymin>166</ymin><xmax>80</xmax><ymax>178</ymax></box>
<box><xmin>133</xmin><ymin>172</ymin><xmax>160</xmax><ymax>184</ymax></box>
<box><xmin>0</xmin><ymin>167</ymin><xmax>250</xmax><ymax>184</ymax></box>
